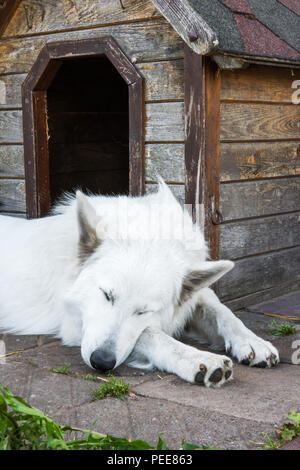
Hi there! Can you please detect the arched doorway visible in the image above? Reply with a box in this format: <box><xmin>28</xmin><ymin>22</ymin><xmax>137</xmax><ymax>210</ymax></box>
<box><xmin>22</xmin><ymin>37</ymin><xmax>144</xmax><ymax>218</ymax></box>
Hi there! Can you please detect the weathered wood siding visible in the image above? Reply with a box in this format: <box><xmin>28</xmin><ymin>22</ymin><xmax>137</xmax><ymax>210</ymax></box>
<box><xmin>2</xmin><ymin>0</ymin><xmax>160</xmax><ymax>38</ymax></box>
<box><xmin>0</xmin><ymin>0</ymin><xmax>186</xmax><ymax>217</ymax></box>
<box><xmin>218</xmin><ymin>65</ymin><xmax>300</xmax><ymax>304</ymax></box>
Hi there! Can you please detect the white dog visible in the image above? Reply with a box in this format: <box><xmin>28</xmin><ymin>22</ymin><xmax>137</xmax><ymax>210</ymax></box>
<box><xmin>0</xmin><ymin>180</ymin><xmax>279</xmax><ymax>387</ymax></box>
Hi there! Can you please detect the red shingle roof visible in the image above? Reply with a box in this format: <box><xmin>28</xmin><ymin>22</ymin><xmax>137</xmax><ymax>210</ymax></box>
<box><xmin>235</xmin><ymin>14</ymin><xmax>300</xmax><ymax>61</ymax></box>
<box><xmin>189</xmin><ymin>0</ymin><xmax>300</xmax><ymax>62</ymax></box>
<box><xmin>220</xmin><ymin>0</ymin><xmax>253</xmax><ymax>14</ymax></box>
<box><xmin>277</xmin><ymin>0</ymin><xmax>300</xmax><ymax>16</ymax></box>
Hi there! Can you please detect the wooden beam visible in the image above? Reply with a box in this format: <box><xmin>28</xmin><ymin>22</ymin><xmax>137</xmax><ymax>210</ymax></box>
<box><xmin>0</xmin><ymin>0</ymin><xmax>20</xmax><ymax>36</ymax></box>
<box><xmin>184</xmin><ymin>49</ymin><xmax>221</xmax><ymax>260</ymax></box>
<box><xmin>129</xmin><ymin>78</ymin><xmax>145</xmax><ymax>196</ymax></box>
<box><xmin>151</xmin><ymin>0</ymin><xmax>218</xmax><ymax>55</ymax></box>
<box><xmin>184</xmin><ymin>44</ymin><xmax>205</xmax><ymax>228</ymax></box>
<box><xmin>213</xmin><ymin>54</ymin><xmax>248</xmax><ymax>70</ymax></box>
<box><xmin>203</xmin><ymin>58</ymin><xmax>221</xmax><ymax>261</ymax></box>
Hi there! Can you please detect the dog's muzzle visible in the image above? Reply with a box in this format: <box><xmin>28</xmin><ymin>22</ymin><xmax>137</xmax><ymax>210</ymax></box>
<box><xmin>90</xmin><ymin>348</ymin><xmax>116</xmax><ymax>371</ymax></box>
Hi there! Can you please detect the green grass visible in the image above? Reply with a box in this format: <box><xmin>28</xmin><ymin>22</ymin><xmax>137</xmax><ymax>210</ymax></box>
<box><xmin>270</xmin><ymin>320</ymin><xmax>297</xmax><ymax>336</ymax></box>
<box><xmin>255</xmin><ymin>411</ymin><xmax>300</xmax><ymax>450</ymax></box>
<box><xmin>49</xmin><ymin>363</ymin><xmax>71</xmax><ymax>375</ymax></box>
<box><xmin>25</xmin><ymin>358</ymin><xmax>37</xmax><ymax>367</ymax></box>
<box><xmin>91</xmin><ymin>374</ymin><xmax>130</xmax><ymax>401</ymax></box>
<box><xmin>0</xmin><ymin>383</ymin><xmax>211</xmax><ymax>450</ymax></box>
<box><xmin>81</xmin><ymin>373</ymin><xmax>100</xmax><ymax>382</ymax></box>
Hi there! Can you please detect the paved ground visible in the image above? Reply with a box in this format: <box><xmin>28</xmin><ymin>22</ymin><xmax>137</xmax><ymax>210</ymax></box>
<box><xmin>0</xmin><ymin>308</ymin><xmax>299</xmax><ymax>450</ymax></box>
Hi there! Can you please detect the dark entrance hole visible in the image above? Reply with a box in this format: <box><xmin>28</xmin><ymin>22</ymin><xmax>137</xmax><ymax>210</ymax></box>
<box><xmin>47</xmin><ymin>56</ymin><xmax>129</xmax><ymax>206</ymax></box>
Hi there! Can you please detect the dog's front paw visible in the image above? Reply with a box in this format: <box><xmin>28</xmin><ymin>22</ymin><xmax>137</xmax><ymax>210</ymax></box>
<box><xmin>194</xmin><ymin>354</ymin><xmax>233</xmax><ymax>388</ymax></box>
<box><xmin>226</xmin><ymin>334</ymin><xmax>279</xmax><ymax>368</ymax></box>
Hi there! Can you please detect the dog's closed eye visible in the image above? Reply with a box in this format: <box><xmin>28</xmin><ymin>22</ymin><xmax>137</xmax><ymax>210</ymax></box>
<box><xmin>99</xmin><ymin>287</ymin><xmax>115</xmax><ymax>304</ymax></box>
<box><xmin>135</xmin><ymin>309</ymin><xmax>150</xmax><ymax>316</ymax></box>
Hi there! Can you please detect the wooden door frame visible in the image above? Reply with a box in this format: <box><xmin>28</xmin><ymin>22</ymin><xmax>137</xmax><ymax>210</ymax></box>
<box><xmin>184</xmin><ymin>46</ymin><xmax>221</xmax><ymax>260</ymax></box>
<box><xmin>22</xmin><ymin>36</ymin><xmax>144</xmax><ymax>219</ymax></box>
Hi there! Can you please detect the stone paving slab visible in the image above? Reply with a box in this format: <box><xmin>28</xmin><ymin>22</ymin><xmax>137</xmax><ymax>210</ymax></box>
<box><xmin>45</xmin><ymin>389</ymin><xmax>277</xmax><ymax>450</ymax></box>
<box><xmin>53</xmin><ymin>397</ymin><xmax>133</xmax><ymax>441</ymax></box>
<box><xmin>1</xmin><ymin>309</ymin><xmax>300</xmax><ymax>450</ymax></box>
<box><xmin>125</xmin><ymin>396</ymin><xmax>277</xmax><ymax>450</ymax></box>
<box><xmin>249</xmin><ymin>291</ymin><xmax>300</xmax><ymax>318</ymax></box>
<box><xmin>0</xmin><ymin>361</ymin><xmax>33</xmax><ymax>399</ymax></box>
<box><xmin>280</xmin><ymin>435</ymin><xmax>300</xmax><ymax>450</ymax></box>
<box><xmin>5</xmin><ymin>341</ymin><xmax>168</xmax><ymax>388</ymax></box>
<box><xmin>0</xmin><ymin>333</ymin><xmax>56</xmax><ymax>353</ymax></box>
<box><xmin>132</xmin><ymin>363</ymin><xmax>300</xmax><ymax>425</ymax></box>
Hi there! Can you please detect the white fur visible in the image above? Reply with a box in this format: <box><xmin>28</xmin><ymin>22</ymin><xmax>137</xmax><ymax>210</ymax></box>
<box><xmin>0</xmin><ymin>181</ymin><xmax>279</xmax><ymax>387</ymax></box>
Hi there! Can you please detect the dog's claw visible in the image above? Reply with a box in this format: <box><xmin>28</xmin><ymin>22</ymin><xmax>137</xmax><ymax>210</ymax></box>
<box><xmin>241</xmin><ymin>348</ymin><xmax>255</xmax><ymax>365</ymax></box>
<box><xmin>249</xmin><ymin>348</ymin><xmax>255</xmax><ymax>360</ymax></box>
<box><xmin>269</xmin><ymin>354</ymin><xmax>278</xmax><ymax>367</ymax></box>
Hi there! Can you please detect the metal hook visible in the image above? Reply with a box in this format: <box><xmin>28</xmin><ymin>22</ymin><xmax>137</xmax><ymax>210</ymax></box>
<box><xmin>211</xmin><ymin>208</ymin><xmax>223</xmax><ymax>225</ymax></box>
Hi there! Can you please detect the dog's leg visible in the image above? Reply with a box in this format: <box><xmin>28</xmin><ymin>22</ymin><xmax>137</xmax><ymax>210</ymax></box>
<box><xmin>59</xmin><ymin>310</ymin><xmax>82</xmax><ymax>346</ymax></box>
<box><xmin>126</xmin><ymin>327</ymin><xmax>233</xmax><ymax>388</ymax></box>
<box><xmin>187</xmin><ymin>287</ymin><xmax>279</xmax><ymax>368</ymax></box>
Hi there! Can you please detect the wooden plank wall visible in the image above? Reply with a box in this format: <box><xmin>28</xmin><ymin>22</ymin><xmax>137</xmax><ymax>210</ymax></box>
<box><xmin>217</xmin><ymin>65</ymin><xmax>300</xmax><ymax>305</ymax></box>
<box><xmin>3</xmin><ymin>2</ymin><xmax>298</xmax><ymax>308</ymax></box>
<box><xmin>0</xmin><ymin>0</ymin><xmax>186</xmax><ymax>216</ymax></box>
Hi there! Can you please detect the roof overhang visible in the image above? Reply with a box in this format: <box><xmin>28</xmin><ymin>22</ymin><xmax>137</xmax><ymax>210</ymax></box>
<box><xmin>213</xmin><ymin>51</ymin><xmax>300</xmax><ymax>70</ymax></box>
<box><xmin>151</xmin><ymin>0</ymin><xmax>219</xmax><ymax>55</ymax></box>
<box><xmin>151</xmin><ymin>0</ymin><xmax>300</xmax><ymax>66</ymax></box>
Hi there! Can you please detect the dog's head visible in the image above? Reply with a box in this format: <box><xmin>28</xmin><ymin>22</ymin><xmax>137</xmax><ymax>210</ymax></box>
<box><xmin>64</xmin><ymin>188</ymin><xmax>233</xmax><ymax>371</ymax></box>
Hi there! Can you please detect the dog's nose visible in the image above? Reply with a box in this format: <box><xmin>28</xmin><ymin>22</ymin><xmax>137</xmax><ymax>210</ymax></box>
<box><xmin>90</xmin><ymin>349</ymin><xmax>116</xmax><ymax>371</ymax></box>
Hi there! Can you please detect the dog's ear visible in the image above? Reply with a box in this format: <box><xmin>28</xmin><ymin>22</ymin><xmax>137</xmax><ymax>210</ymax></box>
<box><xmin>157</xmin><ymin>175</ymin><xmax>180</xmax><ymax>204</ymax></box>
<box><xmin>179</xmin><ymin>260</ymin><xmax>234</xmax><ymax>304</ymax></box>
<box><xmin>76</xmin><ymin>191</ymin><xmax>101</xmax><ymax>263</ymax></box>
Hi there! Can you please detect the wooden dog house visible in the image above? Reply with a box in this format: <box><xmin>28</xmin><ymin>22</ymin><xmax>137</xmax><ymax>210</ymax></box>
<box><xmin>0</xmin><ymin>0</ymin><xmax>299</xmax><ymax>308</ymax></box>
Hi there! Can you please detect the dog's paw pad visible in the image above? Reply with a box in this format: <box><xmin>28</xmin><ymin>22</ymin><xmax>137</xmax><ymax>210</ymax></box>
<box><xmin>253</xmin><ymin>360</ymin><xmax>267</xmax><ymax>368</ymax></box>
<box><xmin>195</xmin><ymin>370</ymin><xmax>205</xmax><ymax>384</ymax></box>
<box><xmin>195</xmin><ymin>364</ymin><xmax>207</xmax><ymax>384</ymax></box>
<box><xmin>241</xmin><ymin>357</ymin><xmax>251</xmax><ymax>365</ymax></box>
<box><xmin>209</xmin><ymin>367</ymin><xmax>223</xmax><ymax>383</ymax></box>
<box><xmin>194</xmin><ymin>358</ymin><xmax>233</xmax><ymax>388</ymax></box>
